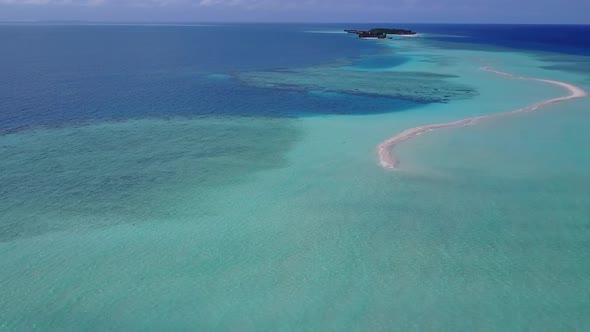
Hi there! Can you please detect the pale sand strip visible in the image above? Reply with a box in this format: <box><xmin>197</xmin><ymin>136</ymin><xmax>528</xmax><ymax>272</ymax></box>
<box><xmin>377</xmin><ymin>67</ymin><xmax>588</xmax><ymax>169</ymax></box>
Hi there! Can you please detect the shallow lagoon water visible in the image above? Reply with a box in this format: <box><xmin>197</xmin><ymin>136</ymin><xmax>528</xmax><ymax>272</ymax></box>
<box><xmin>1</xmin><ymin>24</ymin><xmax>590</xmax><ymax>330</ymax></box>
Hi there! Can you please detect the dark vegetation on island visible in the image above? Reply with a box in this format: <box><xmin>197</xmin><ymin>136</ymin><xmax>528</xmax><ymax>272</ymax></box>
<box><xmin>345</xmin><ymin>28</ymin><xmax>417</xmax><ymax>39</ymax></box>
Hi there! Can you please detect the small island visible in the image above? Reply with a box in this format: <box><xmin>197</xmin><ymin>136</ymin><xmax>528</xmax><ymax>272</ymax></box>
<box><xmin>345</xmin><ymin>28</ymin><xmax>417</xmax><ymax>39</ymax></box>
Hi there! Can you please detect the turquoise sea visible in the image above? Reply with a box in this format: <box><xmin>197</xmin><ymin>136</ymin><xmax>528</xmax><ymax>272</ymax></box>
<box><xmin>1</xmin><ymin>24</ymin><xmax>590</xmax><ymax>330</ymax></box>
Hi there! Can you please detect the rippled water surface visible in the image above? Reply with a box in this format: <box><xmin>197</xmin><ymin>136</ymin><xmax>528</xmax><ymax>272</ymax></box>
<box><xmin>1</xmin><ymin>24</ymin><xmax>590</xmax><ymax>330</ymax></box>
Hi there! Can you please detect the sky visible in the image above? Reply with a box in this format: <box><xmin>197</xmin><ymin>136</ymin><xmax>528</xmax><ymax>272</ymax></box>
<box><xmin>0</xmin><ymin>0</ymin><xmax>589</xmax><ymax>24</ymax></box>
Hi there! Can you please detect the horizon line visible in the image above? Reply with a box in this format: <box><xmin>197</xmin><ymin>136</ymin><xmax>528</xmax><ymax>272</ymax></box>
<box><xmin>1</xmin><ymin>20</ymin><xmax>589</xmax><ymax>26</ymax></box>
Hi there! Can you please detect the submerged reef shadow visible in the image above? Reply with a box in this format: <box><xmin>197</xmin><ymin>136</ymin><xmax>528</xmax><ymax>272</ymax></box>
<box><xmin>236</xmin><ymin>65</ymin><xmax>478</xmax><ymax>105</ymax></box>
<box><xmin>0</xmin><ymin>116</ymin><xmax>302</xmax><ymax>241</ymax></box>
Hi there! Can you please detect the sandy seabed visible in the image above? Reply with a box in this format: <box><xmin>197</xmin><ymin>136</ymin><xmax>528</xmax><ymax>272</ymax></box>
<box><xmin>378</xmin><ymin>67</ymin><xmax>588</xmax><ymax>169</ymax></box>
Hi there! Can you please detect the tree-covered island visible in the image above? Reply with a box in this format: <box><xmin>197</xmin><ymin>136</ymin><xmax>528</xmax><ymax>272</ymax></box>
<box><xmin>345</xmin><ymin>28</ymin><xmax>417</xmax><ymax>39</ymax></box>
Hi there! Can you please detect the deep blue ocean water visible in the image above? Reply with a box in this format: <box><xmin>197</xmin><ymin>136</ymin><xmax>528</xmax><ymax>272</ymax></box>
<box><xmin>0</xmin><ymin>24</ymin><xmax>385</xmax><ymax>132</ymax></box>
<box><xmin>416</xmin><ymin>24</ymin><xmax>590</xmax><ymax>55</ymax></box>
<box><xmin>340</xmin><ymin>23</ymin><xmax>590</xmax><ymax>55</ymax></box>
<box><xmin>1</xmin><ymin>24</ymin><xmax>588</xmax><ymax>134</ymax></box>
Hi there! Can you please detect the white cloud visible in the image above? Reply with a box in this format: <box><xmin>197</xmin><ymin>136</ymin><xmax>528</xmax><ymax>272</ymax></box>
<box><xmin>0</xmin><ymin>0</ymin><xmax>462</xmax><ymax>11</ymax></box>
<box><xmin>0</xmin><ymin>0</ymin><xmax>313</xmax><ymax>9</ymax></box>
<box><xmin>0</xmin><ymin>0</ymin><xmax>105</xmax><ymax>5</ymax></box>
